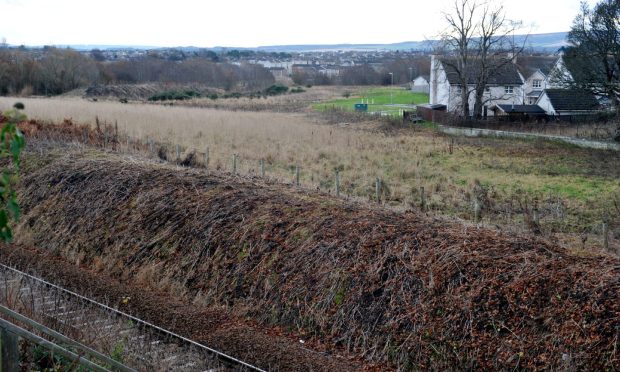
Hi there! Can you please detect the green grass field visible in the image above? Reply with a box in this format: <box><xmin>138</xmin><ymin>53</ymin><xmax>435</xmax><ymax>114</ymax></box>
<box><xmin>313</xmin><ymin>87</ymin><xmax>429</xmax><ymax>116</ymax></box>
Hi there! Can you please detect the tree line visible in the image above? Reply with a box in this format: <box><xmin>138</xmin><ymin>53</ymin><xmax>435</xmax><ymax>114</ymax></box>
<box><xmin>0</xmin><ymin>47</ymin><xmax>275</xmax><ymax>96</ymax></box>
<box><xmin>292</xmin><ymin>57</ymin><xmax>430</xmax><ymax>86</ymax></box>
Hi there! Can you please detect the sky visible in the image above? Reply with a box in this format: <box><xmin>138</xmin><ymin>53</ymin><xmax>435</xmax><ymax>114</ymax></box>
<box><xmin>0</xmin><ymin>0</ymin><xmax>600</xmax><ymax>48</ymax></box>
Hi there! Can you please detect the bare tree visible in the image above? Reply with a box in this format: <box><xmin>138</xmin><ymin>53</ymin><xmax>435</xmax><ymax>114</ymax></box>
<box><xmin>439</xmin><ymin>0</ymin><xmax>524</xmax><ymax>118</ymax></box>
<box><xmin>440</xmin><ymin>0</ymin><xmax>477</xmax><ymax>117</ymax></box>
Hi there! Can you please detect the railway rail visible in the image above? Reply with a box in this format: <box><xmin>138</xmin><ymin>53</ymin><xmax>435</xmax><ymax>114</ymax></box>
<box><xmin>0</xmin><ymin>263</ymin><xmax>264</xmax><ymax>371</ymax></box>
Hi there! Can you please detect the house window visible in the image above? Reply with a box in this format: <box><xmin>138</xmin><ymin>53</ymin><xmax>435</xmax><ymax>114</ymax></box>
<box><xmin>533</xmin><ymin>79</ymin><xmax>542</xmax><ymax>88</ymax></box>
<box><xmin>504</xmin><ymin>86</ymin><xmax>514</xmax><ymax>94</ymax></box>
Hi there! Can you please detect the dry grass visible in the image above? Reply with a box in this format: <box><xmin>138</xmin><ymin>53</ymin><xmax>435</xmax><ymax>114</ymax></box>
<box><xmin>449</xmin><ymin>119</ymin><xmax>619</xmax><ymax>141</ymax></box>
<box><xmin>168</xmin><ymin>85</ymin><xmax>359</xmax><ymax>112</ymax></box>
<box><xmin>2</xmin><ymin>96</ymin><xmax>619</xmax><ymax>251</ymax></box>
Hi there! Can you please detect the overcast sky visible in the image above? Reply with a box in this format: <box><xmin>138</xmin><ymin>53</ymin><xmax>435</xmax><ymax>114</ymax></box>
<box><xmin>0</xmin><ymin>0</ymin><xmax>599</xmax><ymax>48</ymax></box>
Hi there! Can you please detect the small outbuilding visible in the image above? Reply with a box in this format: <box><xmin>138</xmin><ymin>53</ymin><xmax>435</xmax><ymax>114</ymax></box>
<box><xmin>416</xmin><ymin>104</ymin><xmax>447</xmax><ymax>122</ymax></box>
<box><xmin>494</xmin><ymin>104</ymin><xmax>547</xmax><ymax>121</ymax></box>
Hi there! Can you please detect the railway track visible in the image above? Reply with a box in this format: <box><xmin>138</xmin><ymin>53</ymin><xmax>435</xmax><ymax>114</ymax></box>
<box><xmin>0</xmin><ymin>263</ymin><xmax>264</xmax><ymax>371</ymax></box>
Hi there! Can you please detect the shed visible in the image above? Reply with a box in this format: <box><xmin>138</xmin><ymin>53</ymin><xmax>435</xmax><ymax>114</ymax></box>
<box><xmin>494</xmin><ymin>104</ymin><xmax>547</xmax><ymax>121</ymax></box>
<box><xmin>417</xmin><ymin>104</ymin><xmax>447</xmax><ymax>122</ymax></box>
<box><xmin>354</xmin><ymin>103</ymin><xmax>368</xmax><ymax>112</ymax></box>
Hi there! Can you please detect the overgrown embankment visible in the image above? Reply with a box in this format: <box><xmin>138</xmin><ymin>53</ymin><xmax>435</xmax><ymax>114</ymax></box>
<box><xmin>14</xmin><ymin>142</ymin><xmax>620</xmax><ymax>370</ymax></box>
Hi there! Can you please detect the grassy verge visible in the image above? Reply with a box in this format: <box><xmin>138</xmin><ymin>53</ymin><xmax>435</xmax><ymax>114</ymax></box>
<box><xmin>313</xmin><ymin>87</ymin><xmax>429</xmax><ymax>116</ymax></box>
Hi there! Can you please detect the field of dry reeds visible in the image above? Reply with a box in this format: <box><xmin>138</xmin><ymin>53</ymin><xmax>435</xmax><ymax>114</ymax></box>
<box><xmin>1</xmin><ymin>96</ymin><xmax>619</xmax><ymax>253</ymax></box>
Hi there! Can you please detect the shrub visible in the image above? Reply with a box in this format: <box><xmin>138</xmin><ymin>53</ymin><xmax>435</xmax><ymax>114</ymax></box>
<box><xmin>0</xmin><ymin>107</ymin><xmax>26</xmax><ymax>241</ymax></box>
<box><xmin>223</xmin><ymin>92</ymin><xmax>243</xmax><ymax>99</ymax></box>
<box><xmin>264</xmin><ymin>84</ymin><xmax>289</xmax><ymax>96</ymax></box>
<box><xmin>148</xmin><ymin>90</ymin><xmax>202</xmax><ymax>102</ymax></box>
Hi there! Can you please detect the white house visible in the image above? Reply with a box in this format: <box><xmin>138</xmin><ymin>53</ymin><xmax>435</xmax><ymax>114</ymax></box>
<box><xmin>430</xmin><ymin>55</ymin><xmax>525</xmax><ymax>117</ymax></box>
<box><xmin>516</xmin><ymin>56</ymin><xmax>558</xmax><ymax>104</ymax></box>
<box><xmin>429</xmin><ymin>53</ymin><xmax>607</xmax><ymax>118</ymax></box>
<box><xmin>411</xmin><ymin>75</ymin><xmax>430</xmax><ymax>93</ymax></box>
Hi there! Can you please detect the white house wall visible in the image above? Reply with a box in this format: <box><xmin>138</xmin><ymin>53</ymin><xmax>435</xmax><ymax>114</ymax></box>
<box><xmin>536</xmin><ymin>93</ymin><xmax>555</xmax><ymax>115</ymax></box>
<box><xmin>547</xmin><ymin>57</ymin><xmax>572</xmax><ymax>88</ymax></box>
<box><xmin>448</xmin><ymin>85</ymin><xmax>524</xmax><ymax>116</ymax></box>
<box><xmin>430</xmin><ymin>56</ymin><xmax>451</xmax><ymax>109</ymax></box>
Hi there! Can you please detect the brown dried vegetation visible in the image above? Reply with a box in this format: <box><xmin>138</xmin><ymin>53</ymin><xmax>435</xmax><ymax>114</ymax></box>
<box><xmin>10</xmin><ymin>122</ymin><xmax>620</xmax><ymax>370</ymax></box>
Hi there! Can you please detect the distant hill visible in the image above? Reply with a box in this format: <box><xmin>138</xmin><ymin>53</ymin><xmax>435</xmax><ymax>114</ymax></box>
<box><xmin>248</xmin><ymin>32</ymin><xmax>569</xmax><ymax>52</ymax></box>
<box><xmin>23</xmin><ymin>32</ymin><xmax>569</xmax><ymax>53</ymax></box>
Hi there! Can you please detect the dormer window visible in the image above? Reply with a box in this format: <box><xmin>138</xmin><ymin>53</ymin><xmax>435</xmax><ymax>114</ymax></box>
<box><xmin>533</xmin><ymin>79</ymin><xmax>542</xmax><ymax>88</ymax></box>
<box><xmin>505</xmin><ymin>86</ymin><xmax>514</xmax><ymax>94</ymax></box>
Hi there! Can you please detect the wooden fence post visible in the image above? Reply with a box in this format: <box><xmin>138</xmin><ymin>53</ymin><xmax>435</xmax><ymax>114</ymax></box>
<box><xmin>176</xmin><ymin>144</ymin><xmax>180</xmax><ymax>161</ymax></box>
<box><xmin>420</xmin><ymin>186</ymin><xmax>426</xmax><ymax>211</ymax></box>
<box><xmin>375</xmin><ymin>178</ymin><xmax>381</xmax><ymax>204</ymax></box>
<box><xmin>114</xmin><ymin>122</ymin><xmax>118</xmax><ymax>150</ymax></box>
<box><xmin>204</xmin><ymin>147</ymin><xmax>209</xmax><ymax>172</ymax></box>
<box><xmin>335</xmin><ymin>170</ymin><xmax>340</xmax><ymax>197</ymax></box>
<box><xmin>602</xmin><ymin>221</ymin><xmax>609</xmax><ymax>251</ymax></box>
<box><xmin>295</xmin><ymin>165</ymin><xmax>300</xmax><ymax>186</ymax></box>
<box><xmin>260</xmin><ymin>160</ymin><xmax>265</xmax><ymax>177</ymax></box>
<box><xmin>474</xmin><ymin>198</ymin><xmax>481</xmax><ymax>223</ymax></box>
<box><xmin>232</xmin><ymin>154</ymin><xmax>237</xmax><ymax>175</ymax></box>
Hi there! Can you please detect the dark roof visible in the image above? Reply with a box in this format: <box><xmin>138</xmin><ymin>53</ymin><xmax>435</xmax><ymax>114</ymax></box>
<box><xmin>496</xmin><ymin>104</ymin><xmax>546</xmax><ymax>114</ymax></box>
<box><xmin>419</xmin><ymin>104</ymin><xmax>447</xmax><ymax>110</ymax></box>
<box><xmin>543</xmin><ymin>89</ymin><xmax>600</xmax><ymax>111</ymax></box>
<box><xmin>516</xmin><ymin>56</ymin><xmax>558</xmax><ymax>78</ymax></box>
<box><xmin>440</xmin><ymin>59</ymin><xmax>523</xmax><ymax>85</ymax></box>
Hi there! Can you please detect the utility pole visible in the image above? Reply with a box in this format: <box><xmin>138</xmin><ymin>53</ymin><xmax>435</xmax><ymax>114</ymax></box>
<box><xmin>389</xmin><ymin>72</ymin><xmax>394</xmax><ymax>105</ymax></box>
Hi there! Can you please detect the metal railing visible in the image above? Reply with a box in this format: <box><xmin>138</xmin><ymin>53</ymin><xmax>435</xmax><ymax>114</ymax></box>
<box><xmin>0</xmin><ymin>263</ymin><xmax>265</xmax><ymax>371</ymax></box>
<box><xmin>0</xmin><ymin>303</ymin><xmax>134</xmax><ymax>371</ymax></box>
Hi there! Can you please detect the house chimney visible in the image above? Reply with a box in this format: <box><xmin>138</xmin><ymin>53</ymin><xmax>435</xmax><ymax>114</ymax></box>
<box><xmin>430</xmin><ymin>55</ymin><xmax>438</xmax><ymax>105</ymax></box>
<box><xmin>507</xmin><ymin>52</ymin><xmax>517</xmax><ymax>64</ymax></box>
